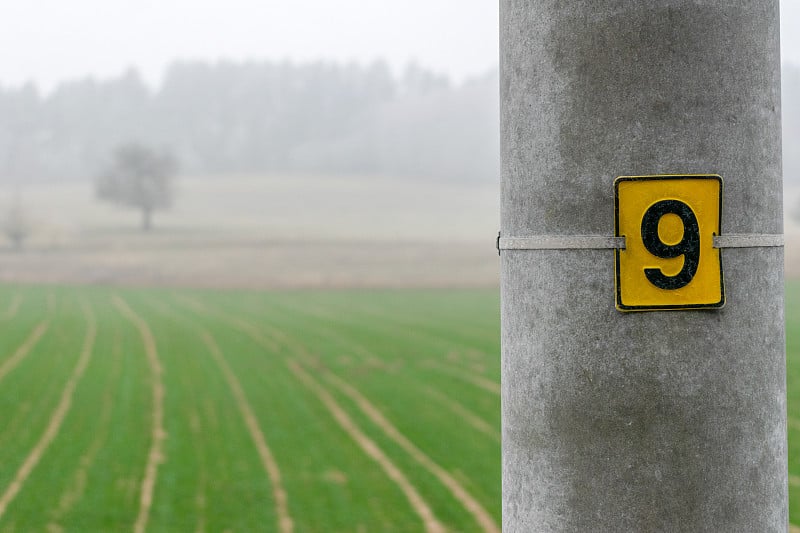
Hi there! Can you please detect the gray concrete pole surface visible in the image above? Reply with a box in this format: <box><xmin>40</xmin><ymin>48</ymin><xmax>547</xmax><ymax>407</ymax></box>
<box><xmin>500</xmin><ymin>2</ymin><xmax>787</xmax><ymax>531</ymax></box>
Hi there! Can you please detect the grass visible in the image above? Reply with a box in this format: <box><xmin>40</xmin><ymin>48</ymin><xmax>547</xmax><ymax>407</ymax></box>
<box><xmin>0</xmin><ymin>285</ymin><xmax>502</xmax><ymax>532</ymax></box>
<box><xmin>0</xmin><ymin>283</ymin><xmax>795</xmax><ymax>531</ymax></box>
<box><xmin>787</xmin><ymin>280</ymin><xmax>800</xmax><ymax>526</ymax></box>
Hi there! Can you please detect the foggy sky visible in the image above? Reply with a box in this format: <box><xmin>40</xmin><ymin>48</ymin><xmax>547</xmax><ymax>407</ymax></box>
<box><xmin>781</xmin><ymin>1</ymin><xmax>800</xmax><ymax>64</ymax></box>
<box><xmin>0</xmin><ymin>0</ymin><xmax>497</xmax><ymax>91</ymax></box>
<box><xmin>2</xmin><ymin>2</ymin><xmax>799</xmax><ymax>91</ymax></box>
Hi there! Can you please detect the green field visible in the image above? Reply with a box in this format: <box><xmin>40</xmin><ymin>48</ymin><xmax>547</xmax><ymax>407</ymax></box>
<box><xmin>788</xmin><ymin>280</ymin><xmax>800</xmax><ymax>528</ymax></box>
<box><xmin>0</xmin><ymin>283</ymin><xmax>796</xmax><ymax>531</ymax></box>
<box><xmin>0</xmin><ymin>285</ymin><xmax>501</xmax><ymax>532</ymax></box>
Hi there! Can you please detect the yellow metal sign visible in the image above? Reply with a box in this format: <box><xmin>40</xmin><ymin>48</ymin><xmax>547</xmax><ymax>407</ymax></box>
<box><xmin>615</xmin><ymin>175</ymin><xmax>724</xmax><ymax>311</ymax></box>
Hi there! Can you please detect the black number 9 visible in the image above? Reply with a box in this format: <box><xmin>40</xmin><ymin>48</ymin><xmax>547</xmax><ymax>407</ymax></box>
<box><xmin>640</xmin><ymin>200</ymin><xmax>700</xmax><ymax>290</ymax></box>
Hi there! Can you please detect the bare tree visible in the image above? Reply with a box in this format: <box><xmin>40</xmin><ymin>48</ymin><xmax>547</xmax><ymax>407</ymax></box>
<box><xmin>4</xmin><ymin>193</ymin><xmax>30</xmax><ymax>250</ymax></box>
<box><xmin>96</xmin><ymin>143</ymin><xmax>177</xmax><ymax>231</ymax></box>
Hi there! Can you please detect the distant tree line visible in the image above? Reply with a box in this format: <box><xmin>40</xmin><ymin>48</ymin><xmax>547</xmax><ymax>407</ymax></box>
<box><xmin>0</xmin><ymin>60</ymin><xmax>498</xmax><ymax>183</ymax></box>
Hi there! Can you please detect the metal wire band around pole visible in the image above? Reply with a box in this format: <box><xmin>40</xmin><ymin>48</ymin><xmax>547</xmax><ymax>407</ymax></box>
<box><xmin>497</xmin><ymin>235</ymin><xmax>626</xmax><ymax>251</ymax></box>
<box><xmin>712</xmin><ymin>234</ymin><xmax>784</xmax><ymax>248</ymax></box>
<box><xmin>497</xmin><ymin>234</ymin><xmax>785</xmax><ymax>253</ymax></box>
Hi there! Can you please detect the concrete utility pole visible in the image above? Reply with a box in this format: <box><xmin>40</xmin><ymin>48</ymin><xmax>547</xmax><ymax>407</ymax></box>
<box><xmin>500</xmin><ymin>2</ymin><xmax>787</xmax><ymax>531</ymax></box>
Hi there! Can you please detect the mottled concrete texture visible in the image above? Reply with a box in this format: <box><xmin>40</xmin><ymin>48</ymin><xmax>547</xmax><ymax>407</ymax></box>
<box><xmin>500</xmin><ymin>2</ymin><xmax>787</xmax><ymax>531</ymax></box>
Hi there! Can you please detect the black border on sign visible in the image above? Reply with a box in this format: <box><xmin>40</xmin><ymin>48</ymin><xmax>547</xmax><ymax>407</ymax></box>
<box><xmin>614</xmin><ymin>174</ymin><xmax>725</xmax><ymax>312</ymax></box>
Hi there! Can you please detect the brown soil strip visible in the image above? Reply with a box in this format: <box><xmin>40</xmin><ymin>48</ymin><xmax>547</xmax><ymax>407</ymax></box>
<box><xmin>421</xmin><ymin>360</ymin><xmax>500</xmax><ymax>396</ymax></box>
<box><xmin>322</xmin><ymin>369</ymin><xmax>499</xmax><ymax>533</ymax></box>
<box><xmin>199</xmin><ymin>331</ymin><xmax>293</xmax><ymax>533</ymax></box>
<box><xmin>792</xmin><ymin>524</ymin><xmax>800</xmax><ymax>533</ymax></box>
<box><xmin>0</xmin><ymin>300</ymin><xmax>96</xmax><ymax>520</ymax></box>
<box><xmin>287</xmin><ymin>359</ymin><xmax>446</xmax><ymax>533</ymax></box>
<box><xmin>423</xmin><ymin>387</ymin><xmax>499</xmax><ymax>443</ymax></box>
<box><xmin>0</xmin><ymin>294</ymin><xmax>22</xmax><ymax>321</ymax></box>
<box><xmin>112</xmin><ymin>295</ymin><xmax>166</xmax><ymax>533</ymax></box>
<box><xmin>0</xmin><ymin>321</ymin><xmax>50</xmax><ymax>384</ymax></box>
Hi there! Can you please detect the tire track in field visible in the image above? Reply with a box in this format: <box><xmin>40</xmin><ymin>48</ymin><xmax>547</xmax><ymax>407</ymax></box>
<box><xmin>276</xmin><ymin>302</ymin><xmax>501</xmax><ymax>455</ymax></box>
<box><xmin>176</xmin><ymin>294</ymin><xmax>502</xmax><ymax>531</ymax></box>
<box><xmin>0</xmin><ymin>294</ymin><xmax>22</xmax><ymax>321</ymax></box>
<box><xmin>788</xmin><ymin>417</ymin><xmax>800</xmax><ymax>432</ymax></box>
<box><xmin>252</xmin><ymin>304</ymin><xmax>500</xmax><ymax>533</ymax></box>
<box><xmin>146</xmin><ymin>296</ymin><xmax>293</xmax><ymax>533</ymax></box>
<box><xmin>423</xmin><ymin>387</ymin><xmax>499</xmax><ymax>443</ymax></box>
<box><xmin>49</xmin><ymin>326</ymin><xmax>124</xmax><ymax>530</ymax></box>
<box><xmin>173</xmin><ymin>295</ymin><xmax>448</xmax><ymax>532</ymax></box>
<box><xmin>0</xmin><ymin>300</ymin><xmax>96</xmax><ymax>520</ymax></box>
<box><xmin>249</xmin><ymin>303</ymin><xmax>501</xmax><ymax>452</ymax></box>
<box><xmin>112</xmin><ymin>295</ymin><xmax>166</xmax><ymax>533</ymax></box>
<box><xmin>287</xmin><ymin>360</ymin><xmax>446</xmax><ymax>533</ymax></box>
<box><xmin>284</xmin><ymin>306</ymin><xmax>500</xmax><ymax>533</ymax></box>
<box><xmin>319</xmin><ymin>367</ymin><xmax>500</xmax><ymax>533</ymax></box>
<box><xmin>256</xmin><ymin>299</ymin><xmax>501</xmax><ymax>444</ymax></box>
<box><xmin>0</xmin><ymin>321</ymin><xmax>50</xmax><ymax>385</ymax></box>
<box><xmin>198</xmin><ymin>331</ymin><xmax>293</xmax><ymax>533</ymax></box>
